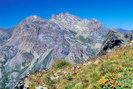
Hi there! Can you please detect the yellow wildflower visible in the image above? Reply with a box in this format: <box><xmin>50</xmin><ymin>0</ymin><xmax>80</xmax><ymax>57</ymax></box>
<box><xmin>100</xmin><ymin>77</ymin><xmax>107</xmax><ymax>84</ymax></box>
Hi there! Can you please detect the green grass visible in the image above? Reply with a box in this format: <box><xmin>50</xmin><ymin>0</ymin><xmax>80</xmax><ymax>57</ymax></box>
<box><xmin>26</xmin><ymin>44</ymin><xmax>133</xmax><ymax>89</ymax></box>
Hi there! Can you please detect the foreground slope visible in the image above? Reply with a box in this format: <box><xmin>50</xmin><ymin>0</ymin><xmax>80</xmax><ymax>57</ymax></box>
<box><xmin>19</xmin><ymin>43</ymin><xmax>133</xmax><ymax>89</ymax></box>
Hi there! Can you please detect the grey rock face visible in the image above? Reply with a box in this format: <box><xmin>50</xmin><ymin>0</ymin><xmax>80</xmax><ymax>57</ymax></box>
<box><xmin>114</xmin><ymin>28</ymin><xmax>133</xmax><ymax>41</ymax></box>
<box><xmin>98</xmin><ymin>31</ymin><xmax>125</xmax><ymax>56</ymax></box>
<box><xmin>0</xmin><ymin>30</ymin><xmax>11</xmax><ymax>44</ymax></box>
<box><xmin>51</xmin><ymin>13</ymin><xmax>109</xmax><ymax>38</ymax></box>
<box><xmin>124</xmin><ymin>31</ymin><xmax>133</xmax><ymax>41</ymax></box>
<box><xmin>0</xmin><ymin>13</ymin><xmax>124</xmax><ymax>88</ymax></box>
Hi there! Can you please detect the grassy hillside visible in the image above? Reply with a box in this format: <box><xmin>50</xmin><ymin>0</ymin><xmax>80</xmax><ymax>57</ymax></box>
<box><xmin>23</xmin><ymin>44</ymin><xmax>133</xmax><ymax>89</ymax></box>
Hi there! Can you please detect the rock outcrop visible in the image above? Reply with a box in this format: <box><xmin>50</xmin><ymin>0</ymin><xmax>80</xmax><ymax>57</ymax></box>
<box><xmin>124</xmin><ymin>31</ymin><xmax>133</xmax><ymax>41</ymax></box>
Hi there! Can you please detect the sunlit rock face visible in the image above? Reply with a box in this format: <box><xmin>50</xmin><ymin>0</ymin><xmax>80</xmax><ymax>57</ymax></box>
<box><xmin>0</xmin><ymin>13</ymin><xmax>124</xmax><ymax>88</ymax></box>
<box><xmin>51</xmin><ymin>13</ymin><xmax>109</xmax><ymax>37</ymax></box>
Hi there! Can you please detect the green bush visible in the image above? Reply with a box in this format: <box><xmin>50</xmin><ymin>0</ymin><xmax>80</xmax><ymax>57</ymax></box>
<box><xmin>52</xmin><ymin>60</ymin><xmax>71</xmax><ymax>69</ymax></box>
<box><xmin>66</xmin><ymin>73</ymin><xmax>73</xmax><ymax>81</ymax></box>
<box><xmin>65</xmin><ymin>84</ymin><xmax>75</xmax><ymax>89</ymax></box>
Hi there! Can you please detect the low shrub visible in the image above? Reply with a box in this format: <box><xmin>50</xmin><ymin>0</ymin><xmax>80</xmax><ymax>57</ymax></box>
<box><xmin>65</xmin><ymin>84</ymin><xmax>75</xmax><ymax>89</ymax></box>
<box><xmin>52</xmin><ymin>60</ymin><xmax>71</xmax><ymax>69</ymax></box>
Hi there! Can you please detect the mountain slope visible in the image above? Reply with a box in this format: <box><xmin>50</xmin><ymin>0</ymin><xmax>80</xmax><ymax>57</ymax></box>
<box><xmin>20</xmin><ymin>44</ymin><xmax>133</xmax><ymax>89</ymax></box>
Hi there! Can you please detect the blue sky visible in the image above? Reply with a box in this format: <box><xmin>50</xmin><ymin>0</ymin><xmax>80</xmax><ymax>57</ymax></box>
<box><xmin>0</xmin><ymin>0</ymin><xmax>133</xmax><ymax>30</ymax></box>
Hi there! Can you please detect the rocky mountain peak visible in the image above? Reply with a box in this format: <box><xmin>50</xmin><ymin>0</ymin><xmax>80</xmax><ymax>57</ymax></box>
<box><xmin>51</xmin><ymin>12</ymin><xmax>82</xmax><ymax>24</ymax></box>
<box><xmin>51</xmin><ymin>13</ymin><xmax>106</xmax><ymax>37</ymax></box>
<box><xmin>12</xmin><ymin>15</ymin><xmax>48</xmax><ymax>33</ymax></box>
<box><xmin>89</xmin><ymin>18</ymin><xmax>101</xmax><ymax>25</ymax></box>
<box><xmin>18</xmin><ymin>15</ymin><xmax>47</xmax><ymax>26</ymax></box>
<box><xmin>25</xmin><ymin>15</ymin><xmax>44</xmax><ymax>21</ymax></box>
<box><xmin>91</xmin><ymin>18</ymin><xmax>98</xmax><ymax>22</ymax></box>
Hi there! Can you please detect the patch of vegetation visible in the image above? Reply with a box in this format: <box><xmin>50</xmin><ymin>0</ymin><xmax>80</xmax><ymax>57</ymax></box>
<box><xmin>65</xmin><ymin>84</ymin><xmax>75</xmax><ymax>89</ymax></box>
<box><xmin>52</xmin><ymin>60</ymin><xmax>71</xmax><ymax>69</ymax></box>
<box><xmin>97</xmin><ymin>73</ymin><xmax>132</xmax><ymax>89</ymax></box>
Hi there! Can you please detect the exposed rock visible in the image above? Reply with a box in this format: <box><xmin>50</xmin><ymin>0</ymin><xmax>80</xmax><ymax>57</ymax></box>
<box><xmin>94</xmin><ymin>59</ymin><xmax>101</xmax><ymax>65</ymax></box>
<box><xmin>124</xmin><ymin>31</ymin><xmax>133</xmax><ymax>41</ymax></box>
<box><xmin>0</xmin><ymin>13</ymin><xmax>126</xmax><ymax>88</ymax></box>
<box><xmin>35</xmin><ymin>86</ymin><xmax>48</xmax><ymax>89</ymax></box>
<box><xmin>97</xmin><ymin>31</ymin><xmax>124</xmax><ymax>56</ymax></box>
<box><xmin>50</xmin><ymin>76</ymin><xmax>60</xmax><ymax>80</ymax></box>
<box><xmin>0</xmin><ymin>30</ymin><xmax>11</xmax><ymax>44</ymax></box>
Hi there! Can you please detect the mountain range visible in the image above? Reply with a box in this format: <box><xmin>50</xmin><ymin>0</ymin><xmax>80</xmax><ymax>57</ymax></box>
<box><xmin>0</xmin><ymin>13</ymin><xmax>131</xmax><ymax>89</ymax></box>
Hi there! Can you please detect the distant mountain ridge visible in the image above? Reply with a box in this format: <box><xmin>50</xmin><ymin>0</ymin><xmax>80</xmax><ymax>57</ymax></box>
<box><xmin>0</xmin><ymin>27</ymin><xmax>14</xmax><ymax>34</ymax></box>
<box><xmin>114</xmin><ymin>28</ymin><xmax>133</xmax><ymax>41</ymax></box>
<box><xmin>113</xmin><ymin>28</ymin><xmax>132</xmax><ymax>33</ymax></box>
